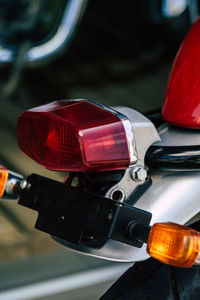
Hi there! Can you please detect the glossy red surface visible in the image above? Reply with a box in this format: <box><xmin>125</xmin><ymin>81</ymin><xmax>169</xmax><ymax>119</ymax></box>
<box><xmin>162</xmin><ymin>17</ymin><xmax>200</xmax><ymax>128</ymax></box>
<box><xmin>18</xmin><ymin>100</ymin><xmax>130</xmax><ymax>172</ymax></box>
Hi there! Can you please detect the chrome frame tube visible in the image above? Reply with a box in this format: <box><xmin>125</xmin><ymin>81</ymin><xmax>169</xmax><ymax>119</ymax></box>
<box><xmin>0</xmin><ymin>0</ymin><xmax>88</xmax><ymax>64</ymax></box>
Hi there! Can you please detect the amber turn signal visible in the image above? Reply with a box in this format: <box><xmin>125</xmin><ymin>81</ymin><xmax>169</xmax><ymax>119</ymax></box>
<box><xmin>0</xmin><ymin>166</ymin><xmax>8</xmax><ymax>198</ymax></box>
<box><xmin>147</xmin><ymin>222</ymin><xmax>200</xmax><ymax>268</ymax></box>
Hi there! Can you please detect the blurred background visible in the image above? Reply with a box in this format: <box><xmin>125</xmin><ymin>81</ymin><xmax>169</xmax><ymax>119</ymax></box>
<box><xmin>0</xmin><ymin>0</ymin><xmax>198</xmax><ymax>299</ymax></box>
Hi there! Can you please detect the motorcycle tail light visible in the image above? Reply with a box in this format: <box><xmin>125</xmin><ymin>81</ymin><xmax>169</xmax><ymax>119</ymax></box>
<box><xmin>17</xmin><ymin>100</ymin><xmax>130</xmax><ymax>172</ymax></box>
<box><xmin>147</xmin><ymin>222</ymin><xmax>200</xmax><ymax>268</ymax></box>
<box><xmin>0</xmin><ymin>166</ymin><xmax>8</xmax><ymax>198</ymax></box>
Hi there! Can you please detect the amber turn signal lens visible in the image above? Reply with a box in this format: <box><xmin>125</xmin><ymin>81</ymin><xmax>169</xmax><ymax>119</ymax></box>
<box><xmin>147</xmin><ymin>222</ymin><xmax>200</xmax><ymax>268</ymax></box>
<box><xmin>0</xmin><ymin>166</ymin><xmax>8</xmax><ymax>198</ymax></box>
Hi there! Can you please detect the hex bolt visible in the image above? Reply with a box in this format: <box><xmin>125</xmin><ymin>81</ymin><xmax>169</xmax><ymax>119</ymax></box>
<box><xmin>107</xmin><ymin>210</ymin><xmax>113</xmax><ymax>221</ymax></box>
<box><xmin>130</xmin><ymin>166</ymin><xmax>147</xmax><ymax>182</ymax></box>
<box><xmin>20</xmin><ymin>179</ymin><xmax>28</xmax><ymax>190</ymax></box>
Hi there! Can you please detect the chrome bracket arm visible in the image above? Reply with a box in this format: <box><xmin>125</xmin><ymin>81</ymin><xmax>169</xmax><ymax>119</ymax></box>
<box><xmin>106</xmin><ymin>106</ymin><xmax>160</xmax><ymax>201</ymax></box>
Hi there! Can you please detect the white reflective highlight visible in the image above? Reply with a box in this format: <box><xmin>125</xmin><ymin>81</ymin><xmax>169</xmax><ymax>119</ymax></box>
<box><xmin>162</xmin><ymin>0</ymin><xmax>187</xmax><ymax>17</ymax></box>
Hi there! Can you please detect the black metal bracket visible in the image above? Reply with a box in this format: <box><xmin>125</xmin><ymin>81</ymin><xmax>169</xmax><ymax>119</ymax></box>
<box><xmin>19</xmin><ymin>174</ymin><xmax>152</xmax><ymax>249</ymax></box>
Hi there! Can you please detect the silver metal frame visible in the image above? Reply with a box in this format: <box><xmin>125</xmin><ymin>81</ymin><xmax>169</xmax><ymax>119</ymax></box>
<box><xmin>56</xmin><ymin>169</ymin><xmax>200</xmax><ymax>262</ymax></box>
<box><xmin>87</xmin><ymin>102</ymin><xmax>160</xmax><ymax>201</ymax></box>
<box><xmin>154</xmin><ymin>123</ymin><xmax>200</xmax><ymax>147</ymax></box>
<box><xmin>55</xmin><ymin>106</ymin><xmax>162</xmax><ymax>262</ymax></box>
<box><xmin>105</xmin><ymin>106</ymin><xmax>160</xmax><ymax>201</ymax></box>
<box><xmin>56</xmin><ymin>117</ymin><xmax>200</xmax><ymax>262</ymax></box>
<box><xmin>0</xmin><ymin>0</ymin><xmax>88</xmax><ymax>64</ymax></box>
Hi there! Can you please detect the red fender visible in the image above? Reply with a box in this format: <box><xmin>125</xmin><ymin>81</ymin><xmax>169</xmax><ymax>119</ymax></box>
<box><xmin>162</xmin><ymin>17</ymin><xmax>200</xmax><ymax>129</ymax></box>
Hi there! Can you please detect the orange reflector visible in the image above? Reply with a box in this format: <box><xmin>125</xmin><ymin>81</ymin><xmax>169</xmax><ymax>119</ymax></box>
<box><xmin>147</xmin><ymin>222</ymin><xmax>200</xmax><ymax>268</ymax></box>
<box><xmin>0</xmin><ymin>166</ymin><xmax>8</xmax><ymax>198</ymax></box>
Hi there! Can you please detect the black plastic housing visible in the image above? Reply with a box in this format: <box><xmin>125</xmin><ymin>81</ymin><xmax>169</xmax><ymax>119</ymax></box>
<box><xmin>19</xmin><ymin>174</ymin><xmax>152</xmax><ymax>249</ymax></box>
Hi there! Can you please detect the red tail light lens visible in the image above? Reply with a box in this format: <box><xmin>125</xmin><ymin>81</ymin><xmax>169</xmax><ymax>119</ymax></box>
<box><xmin>18</xmin><ymin>100</ymin><xmax>130</xmax><ymax>172</ymax></box>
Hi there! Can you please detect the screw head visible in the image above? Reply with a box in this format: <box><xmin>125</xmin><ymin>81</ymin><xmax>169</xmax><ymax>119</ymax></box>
<box><xmin>20</xmin><ymin>179</ymin><xmax>28</xmax><ymax>190</ymax></box>
<box><xmin>130</xmin><ymin>166</ymin><xmax>147</xmax><ymax>182</ymax></box>
<box><xmin>107</xmin><ymin>210</ymin><xmax>113</xmax><ymax>220</ymax></box>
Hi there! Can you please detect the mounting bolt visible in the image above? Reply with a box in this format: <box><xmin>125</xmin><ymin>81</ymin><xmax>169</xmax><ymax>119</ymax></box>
<box><xmin>107</xmin><ymin>210</ymin><xmax>113</xmax><ymax>221</ymax></box>
<box><xmin>130</xmin><ymin>166</ymin><xmax>147</xmax><ymax>182</ymax></box>
<box><xmin>20</xmin><ymin>179</ymin><xmax>28</xmax><ymax>190</ymax></box>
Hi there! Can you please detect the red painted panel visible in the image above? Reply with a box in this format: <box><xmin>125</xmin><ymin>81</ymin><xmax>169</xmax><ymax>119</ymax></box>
<box><xmin>162</xmin><ymin>17</ymin><xmax>200</xmax><ymax>128</ymax></box>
